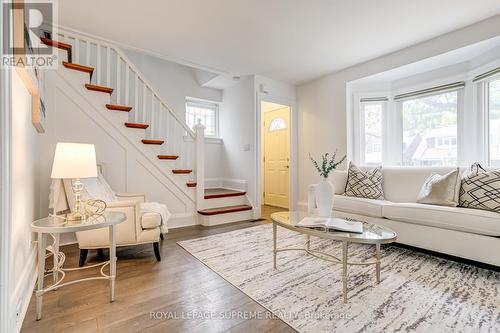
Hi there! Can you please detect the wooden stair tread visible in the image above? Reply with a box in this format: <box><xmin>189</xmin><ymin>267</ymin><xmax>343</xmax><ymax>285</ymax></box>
<box><xmin>125</xmin><ymin>122</ymin><xmax>149</xmax><ymax>129</ymax></box>
<box><xmin>63</xmin><ymin>61</ymin><xmax>94</xmax><ymax>74</ymax></box>
<box><xmin>204</xmin><ymin>188</ymin><xmax>246</xmax><ymax>199</ymax></box>
<box><xmin>186</xmin><ymin>182</ymin><xmax>197</xmax><ymax>188</ymax></box>
<box><xmin>40</xmin><ymin>37</ymin><xmax>72</xmax><ymax>51</ymax></box>
<box><xmin>172</xmin><ymin>169</ymin><xmax>192</xmax><ymax>174</ymax></box>
<box><xmin>85</xmin><ymin>84</ymin><xmax>113</xmax><ymax>94</ymax></box>
<box><xmin>157</xmin><ymin>155</ymin><xmax>179</xmax><ymax>160</ymax></box>
<box><xmin>142</xmin><ymin>139</ymin><xmax>164</xmax><ymax>145</ymax></box>
<box><xmin>106</xmin><ymin>104</ymin><xmax>132</xmax><ymax>112</ymax></box>
<box><xmin>197</xmin><ymin>205</ymin><xmax>252</xmax><ymax>216</ymax></box>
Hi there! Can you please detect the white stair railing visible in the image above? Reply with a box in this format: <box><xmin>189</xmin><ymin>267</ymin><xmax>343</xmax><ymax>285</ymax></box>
<box><xmin>52</xmin><ymin>29</ymin><xmax>204</xmax><ymax>197</ymax></box>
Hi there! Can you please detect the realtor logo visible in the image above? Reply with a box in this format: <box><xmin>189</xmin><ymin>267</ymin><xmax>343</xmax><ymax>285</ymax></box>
<box><xmin>2</xmin><ymin>0</ymin><xmax>58</xmax><ymax>68</ymax></box>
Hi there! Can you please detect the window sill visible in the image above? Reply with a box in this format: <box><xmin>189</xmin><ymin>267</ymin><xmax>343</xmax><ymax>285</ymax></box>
<box><xmin>205</xmin><ymin>137</ymin><xmax>223</xmax><ymax>144</ymax></box>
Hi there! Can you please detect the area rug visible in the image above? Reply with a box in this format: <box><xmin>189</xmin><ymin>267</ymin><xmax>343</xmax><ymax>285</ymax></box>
<box><xmin>177</xmin><ymin>224</ymin><xmax>500</xmax><ymax>333</ymax></box>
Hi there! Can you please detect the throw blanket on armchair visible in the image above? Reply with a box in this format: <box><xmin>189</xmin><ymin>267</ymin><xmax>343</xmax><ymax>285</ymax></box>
<box><xmin>140</xmin><ymin>202</ymin><xmax>171</xmax><ymax>233</ymax></box>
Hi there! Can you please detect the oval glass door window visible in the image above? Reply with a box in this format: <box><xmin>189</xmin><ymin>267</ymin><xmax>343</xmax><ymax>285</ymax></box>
<box><xmin>269</xmin><ymin>117</ymin><xmax>287</xmax><ymax>131</ymax></box>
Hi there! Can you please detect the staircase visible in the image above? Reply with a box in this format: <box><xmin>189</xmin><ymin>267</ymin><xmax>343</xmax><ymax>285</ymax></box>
<box><xmin>41</xmin><ymin>29</ymin><xmax>254</xmax><ymax>226</ymax></box>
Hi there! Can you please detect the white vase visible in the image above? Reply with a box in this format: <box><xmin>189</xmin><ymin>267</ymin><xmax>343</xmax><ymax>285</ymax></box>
<box><xmin>316</xmin><ymin>178</ymin><xmax>335</xmax><ymax>217</ymax></box>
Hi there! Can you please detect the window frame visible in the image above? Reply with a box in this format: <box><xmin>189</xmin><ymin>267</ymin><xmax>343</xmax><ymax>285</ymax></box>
<box><xmin>485</xmin><ymin>75</ymin><xmax>500</xmax><ymax>167</ymax></box>
<box><xmin>185</xmin><ymin>98</ymin><xmax>220</xmax><ymax>138</ymax></box>
<box><xmin>396</xmin><ymin>88</ymin><xmax>462</xmax><ymax>167</ymax></box>
<box><xmin>358</xmin><ymin>100</ymin><xmax>387</xmax><ymax>166</ymax></box>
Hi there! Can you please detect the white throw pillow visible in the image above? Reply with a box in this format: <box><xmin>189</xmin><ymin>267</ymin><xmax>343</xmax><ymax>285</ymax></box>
<box><xmin>416</xmin><ymin>169</ymin><xmax>460</xmax><ymax>207</ymax></box>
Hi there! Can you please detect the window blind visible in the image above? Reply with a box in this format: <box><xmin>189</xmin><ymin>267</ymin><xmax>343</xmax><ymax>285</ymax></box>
<box><xmin>472</xmin><ymin>67</ymin><xmax>500</xmax><ymax>83</ymax></box>
<box><xmin>394</xmin><ymin>81</ymin><xmax>465</xmax><ymax>101</ymax></box>
<box><xmin>359</xmin><ymin>97</ymin><xmax>389</xmax><ymax>102</ymax></box>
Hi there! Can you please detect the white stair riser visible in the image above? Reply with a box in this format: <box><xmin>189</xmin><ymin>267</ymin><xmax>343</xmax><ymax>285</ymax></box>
<box><xmin>200</xmin><ymin>209</ymin><xmax>254</xmax><ymax>226</ymax></box>
<box><xmin>203</xmin><ymin>195</ymin><xmax>248</xmax><ymax>209</ymax></box>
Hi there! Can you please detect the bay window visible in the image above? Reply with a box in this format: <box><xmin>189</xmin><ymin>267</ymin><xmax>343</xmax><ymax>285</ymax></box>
<box><xmin>488</xmin><ymin>78</ymin><xmax>500</xmax><ymax>167</ymax></box>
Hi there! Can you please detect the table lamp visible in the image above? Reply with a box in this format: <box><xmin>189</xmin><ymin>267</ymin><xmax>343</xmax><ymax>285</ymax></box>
<box><xmin>50</xmin><ymin>142</ymin><xmax>98</xmax><ymax>221</ymax></box>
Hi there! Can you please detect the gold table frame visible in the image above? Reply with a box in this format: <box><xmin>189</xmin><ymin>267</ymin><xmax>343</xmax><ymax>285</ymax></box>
<box><xmin>271</xmin><ymin>211</ymin><xmax>397</xmax><ymax>303</ymax></box>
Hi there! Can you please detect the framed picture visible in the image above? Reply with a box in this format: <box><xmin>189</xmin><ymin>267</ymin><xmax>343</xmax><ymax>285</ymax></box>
<box><xmin>12</xmin><ymin>0</ymin><xmax>46</xmax><ymax>133</ymax></box>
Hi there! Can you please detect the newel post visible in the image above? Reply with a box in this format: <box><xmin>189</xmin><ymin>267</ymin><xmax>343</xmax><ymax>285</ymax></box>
<box><xmin>194</xmin><ymin>119</ymin><xmax>205</xmax><ymax>211</ymax></box>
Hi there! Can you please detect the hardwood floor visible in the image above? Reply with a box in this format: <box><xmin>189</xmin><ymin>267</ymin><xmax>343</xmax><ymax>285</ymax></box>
<box><xmin>21</xmin><ymin>206</ymin><xmax>294</xmax><ymax>333</ymax></box>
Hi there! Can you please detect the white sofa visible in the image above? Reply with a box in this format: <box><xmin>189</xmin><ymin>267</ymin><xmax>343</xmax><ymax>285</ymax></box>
<box><xmin>327</xmin><ymin>167</ymin><xmax>500</xmax><ymax>267</ymax></box>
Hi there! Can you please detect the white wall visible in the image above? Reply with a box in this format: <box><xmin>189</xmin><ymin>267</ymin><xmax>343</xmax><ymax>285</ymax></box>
<box><xmin>219</xmin><ymin>76</ymin><xmax>256</xmax><ymax>203</ymax></box>
<box><xmin>297</xmin><ymin>14</ymin><xmax>500</xmax><ymax>205</ymax></box>
<box><xmin>123</xmin><ymin>48</ymin><xmax>223</xmax><ymax>118</ymax></box>
<box><xmin>219</xmin><ymin>75</ymin><xmax>297</xmax><ymax>213</ymax></box>
<box><xmin>9</xmin><ymin>70</ymin><xmax>41</xmax><ymax>332</ymax></box>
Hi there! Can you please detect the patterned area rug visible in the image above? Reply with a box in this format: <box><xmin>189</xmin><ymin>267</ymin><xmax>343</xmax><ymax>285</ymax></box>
<box><xmin>178</xmin><ymin>224</ymin><xmax>500</xmax><ymax>333</ymax></box>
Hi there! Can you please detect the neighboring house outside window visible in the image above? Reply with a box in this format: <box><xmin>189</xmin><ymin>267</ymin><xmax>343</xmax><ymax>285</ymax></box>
<box><xmin>185</xmin><ymin>98</ymin><xmax>219</xmax><ymax>137</ymax></box>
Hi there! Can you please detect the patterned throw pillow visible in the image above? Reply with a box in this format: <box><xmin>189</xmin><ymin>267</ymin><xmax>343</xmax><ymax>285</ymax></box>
<box><xmin>344</xmin><ymin>162</ymin><xmax>384</xmax><ymax>200</ymax></box>
<box><xmin>459</xmin><ymin>163</ymin><xmax>500</xmax><ymax>213</ymax></box>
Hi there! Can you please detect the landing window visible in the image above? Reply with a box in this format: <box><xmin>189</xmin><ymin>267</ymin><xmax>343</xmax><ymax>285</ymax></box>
<box><xmin>185</xmin><ymin>98</ymin><xmax>218</xmax><ymax>137</ymax></box>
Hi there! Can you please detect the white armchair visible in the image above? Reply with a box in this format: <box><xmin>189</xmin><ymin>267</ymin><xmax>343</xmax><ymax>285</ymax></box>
<box><xmin>50</xmin><ymin>174</ymin><xmax>168</xmax><ymax>266</ymax></box>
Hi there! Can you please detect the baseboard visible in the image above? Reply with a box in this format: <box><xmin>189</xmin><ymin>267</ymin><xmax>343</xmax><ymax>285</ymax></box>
<box><xmin>205</xmin><ymin>178</ymin><xmax>248</xmax><ymax>192</ymax></box>
<box><xmin>12</xmin><ymin>248</ymin><xmax>37</xmax><ymax>332</ymax></box>
<box><xmin>168</xmin><ymin>213</ymin><xmax>198</xmax><ymax>228</ymax></box>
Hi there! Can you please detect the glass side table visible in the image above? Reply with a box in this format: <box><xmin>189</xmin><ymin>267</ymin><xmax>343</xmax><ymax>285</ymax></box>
<box><xmin>31</xmin><ymin>211</ymin><xmax>126</xmax><ymax>320</ymax></box>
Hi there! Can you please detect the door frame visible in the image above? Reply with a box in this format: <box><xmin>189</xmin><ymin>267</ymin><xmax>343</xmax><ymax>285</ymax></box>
<box><xmin>255</xmin><ymin>92</ymin><xmax>297</xmax><ymax>217</ymax></box>
<box><xmin>0</xmin><ymin>1</ymin><xmax>13</xmax><ymax>330</ymax></box>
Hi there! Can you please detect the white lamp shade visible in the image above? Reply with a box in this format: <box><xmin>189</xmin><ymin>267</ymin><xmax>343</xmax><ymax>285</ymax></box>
<box><xmin>50</xmin><ymin>143</ymin><xmax>98</xmax><ymax>179</ymax></box>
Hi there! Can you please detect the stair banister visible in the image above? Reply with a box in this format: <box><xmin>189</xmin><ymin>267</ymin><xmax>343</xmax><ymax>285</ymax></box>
<box><xmin>194</xmin><ymin>119</ymin><xmax>205</xmax><ymax>210</ymax></box>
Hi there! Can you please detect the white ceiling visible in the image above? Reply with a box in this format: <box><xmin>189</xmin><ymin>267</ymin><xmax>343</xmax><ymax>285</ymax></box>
<box><xmin>59</xmin><ymin>0</ymin><xmax>500</xmax><ymax>85</ymax></box>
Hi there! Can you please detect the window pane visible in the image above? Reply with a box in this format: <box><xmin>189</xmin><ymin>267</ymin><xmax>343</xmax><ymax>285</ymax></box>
<box><xmin>490</xmin><ymin>79</ymin><xmax>500</xmax><ymax>167</ymax></box>
<box><xmin>185</xmin><ymin>101</ymin><xmax>218</xmax><ymax>137</ymax></box>
<box><xmin>363</xmin><ymin>103</ymin><xmax>382</xmax><ymax>164</ymax></box>
<box><xmin>402</xmin><ymin>91</ymin><xmax>458</xmax><ymax>166</ymax></box>
<box><xmin>269</xmin><ymin>117</ymin><xmax>287</xmax><ymax>131</ymax></box>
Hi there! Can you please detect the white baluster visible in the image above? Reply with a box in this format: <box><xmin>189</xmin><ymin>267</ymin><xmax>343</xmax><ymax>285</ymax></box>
<box><xmin>96</xmin><ymin>44</ymin><xmax>101</xmax><ymax>85</ymax></box>
<box><xmin>125</xmin><ymin>65</ymin><xmax>129</xmax><ymax>106</ymax></box>
<box><xmin>74</xmin><ymin>38</ymin><xmax>79</xmax><ymax>63</ymax></box>
<box><xmin>116</xmin><ymin>55</ymin><xmax>121</xmax><ymax>105</ymax></box>
<box><xmin>106</xmin><ymin>47</ymin><xmax>111</xmax><ymax>87</ymax></box>
<box><xmin>142</xmin><ymin>84</ymin><xmax>147</xmax><ymax>125</ymax></box>
<box><xmin>86</xmin><ymin>40</ymin><xmax>90</xmax><ymax>67</ymax></box>
<box><xmin>134</xmin><ymin>75</ymin><xmax>139</xmax><ymax>123</ymax></box>
<box><xmin>151</xmin><ymin>94</ymin><xmax>155</xmax><ymax>137</ymax></box>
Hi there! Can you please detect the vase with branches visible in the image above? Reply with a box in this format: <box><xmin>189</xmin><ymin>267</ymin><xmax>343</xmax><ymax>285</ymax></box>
<box><xmin>309</xmin><ymin>151</ymin><xmax>346</xmax><ymax>217</ymax></box>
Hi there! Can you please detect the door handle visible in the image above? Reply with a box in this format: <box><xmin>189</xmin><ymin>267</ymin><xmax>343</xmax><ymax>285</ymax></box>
<box><xmin>285</xmin><ymin>165</ymin><xmax>289</xmax><ymax>169</ymax></box>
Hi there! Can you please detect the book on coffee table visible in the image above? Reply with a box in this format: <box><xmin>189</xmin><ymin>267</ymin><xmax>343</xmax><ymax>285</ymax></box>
<box><xmin>297</xmin><ymin>217</ymin><xmax>363</xmax><ymax>233</ymax></box>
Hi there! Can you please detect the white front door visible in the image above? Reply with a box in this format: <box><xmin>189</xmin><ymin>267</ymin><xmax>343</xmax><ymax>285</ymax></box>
<box><xmin>264</xmin><ymin>107</ymin><xmax>290</xmax><ymax>208</ymax></box>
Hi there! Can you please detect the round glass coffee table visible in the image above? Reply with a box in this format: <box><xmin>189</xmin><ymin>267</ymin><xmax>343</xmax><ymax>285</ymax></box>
<box><xmin>271</xmin><ymin>211</ymin><xmax>397</xmax><ymax>303</ymax></box>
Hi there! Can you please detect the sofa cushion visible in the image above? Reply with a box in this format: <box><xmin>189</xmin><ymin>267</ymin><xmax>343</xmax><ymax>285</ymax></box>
<box><xmin>459</xmin><ymin>163</ymin><xmax>500</xmax><ymax>213</ymax></box>
<box><xmin>344</xmin><ymin>162</ymin><xmax>384</xmax><ymax>200</ymax></box>
<box><xmin>142</xmin><ymin>212</ymin><xmax>162</xmax><ymax>229</ymax></box>
<box><xmin>416</xmin><ymin>169</ymin><xmax>460</xmax><ymax>207</ymax></box>
<box><xmin>334</xmin><ymin>195</ymin><xmax>390</xmax><ymax>218</ymax></box>
<box><xmin>383</xmin><ymin>203</ymin><xmax>500</xmax><ymax>236</ymax></box>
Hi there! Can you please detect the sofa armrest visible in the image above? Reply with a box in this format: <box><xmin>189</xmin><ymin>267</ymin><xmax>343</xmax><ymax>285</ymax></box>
<box><xmin>115</xmin><ymin>192</ymin><xmax>146</xmax><ymax>203</ymax></box>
